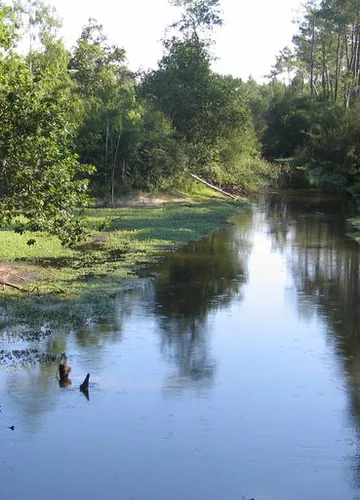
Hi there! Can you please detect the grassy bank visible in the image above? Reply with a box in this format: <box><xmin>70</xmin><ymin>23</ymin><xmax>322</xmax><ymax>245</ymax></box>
<box><xmin>348</xmin><ymin>217</ymin><xmax>360</xmax><ymax>244</ymax></box>
<box><xmin>0</xmin><ymin>196</ymin><xmax>246</xmax><ymax>334</ymax></box>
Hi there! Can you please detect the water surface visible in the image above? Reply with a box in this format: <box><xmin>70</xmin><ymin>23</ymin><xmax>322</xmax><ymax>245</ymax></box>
<box><xmin>2</xmin><ymin>189</ymin><xmax>360</xmax><ymax>500</ymax></box>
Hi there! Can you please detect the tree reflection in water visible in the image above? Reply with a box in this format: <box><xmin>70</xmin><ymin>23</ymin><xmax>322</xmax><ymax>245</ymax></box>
<box><xmin>0</xmin><ymin>208</ymin><xmax>253</xmax><ymax>426</ymax></box>
<box><xmin>148</xmin><ymin>211</ymin><xmax>253</xmax><ymax>392</ymax></box>
<box><xmin>0</xmin><ymin>290</ymin><xmax>138</xmax><ymax>430</ymax></box>
<box><xmin>263</xmin><ymin>189</ymin><xmax>360</xmax><ymax>487</ymax></box>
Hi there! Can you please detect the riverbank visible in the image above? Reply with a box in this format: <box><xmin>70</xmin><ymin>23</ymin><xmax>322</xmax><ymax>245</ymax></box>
<box><xmin>348</xmin><ymin>217</ymin><xmax>360</xmax><ymax>244</ymax></box>
<box><xmin>0</xmin><ymin>195</ymin><xmax>246</xmax><ymax>336</ymax></box>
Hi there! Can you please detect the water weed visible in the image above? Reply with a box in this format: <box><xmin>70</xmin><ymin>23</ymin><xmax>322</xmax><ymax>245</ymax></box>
<box><xmin>0</xmin><ymin>199</ymin><xmax>247</xmax><ymax>333</ymax></box>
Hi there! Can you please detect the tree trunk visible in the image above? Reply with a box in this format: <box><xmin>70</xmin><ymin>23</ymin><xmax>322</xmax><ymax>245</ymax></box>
<box><xmin>111</xmin><ymin>125</ymin><xmax>122</xmax><ymax>208</ymax></box>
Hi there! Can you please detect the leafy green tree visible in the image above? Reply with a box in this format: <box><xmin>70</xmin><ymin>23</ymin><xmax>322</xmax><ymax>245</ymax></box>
<box><xmin>142</xmin><ymin>39</ymin><xmax>214</xmax><ymax>152</ymax></box>
<box><xmin>262</xmin><ymin>86</ymin><xmax>312</xmax><ymax>160</ymax></box>
<box><xmin>125</xmin><ymin>105</ymin><xmax>187</xmax><ymax>190</ymax></box>
<box><xmin>0</xmin><ymin>4</ymin><xmax>94</xmax><ymax>244</ymax></box>
<box><xmin>0</xmin><ymin>3</ymin><xmax>19</xmax><ymax>49</ymax></box>
<box><xmin>262</xmin><ymin>0</ymin><xmax>360</xmax><ymax>192</ymax></box>
<box><xmin>14</xmin><ymin>0</ymin><xmax>61</xmax><ymax>70</ymax></box>
<box><xmin>296</xmin><ymin>100</ymin><xmax>360</xmax><ymax>189</ymax></box>
<box><xmin>71</xmin><ymin>19</ymin><xmax>189</xmax><ymax>198</ymax></box>
<box><xmin>70</xmin><ymin>19</ymin><xmax>127</xmax><ymax>99</ymax></box>
<box><xmin>141</xmin><ymin>0</ymin><xmax>227</xmax><ymax>171</ymax></box>
<box><xmin>169</xmin><ymin>0</ymin><xmax>222</xmax><ymax>43</ymax></box>
<box><xmin>70</xmin><ymin>20</ymin><xmax>141</xmax><ymax>202</ymax></box>
<box><xmin>141</xmin><ymin>0</ymin><xmax>269</xmax><ymax>192</ymax></box>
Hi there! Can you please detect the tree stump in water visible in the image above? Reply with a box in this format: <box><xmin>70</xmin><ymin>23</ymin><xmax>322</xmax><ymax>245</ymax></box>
<box><xmin>80</xmin><ymin>373</ymin><xmax>90</xmax><ymax>400</ymax></box>
<box><xmin>58</xmin><ymin>355</ymin><xmax>90</xmax><ymax>399</ymax></box>
<box><xmin>59</xmin><ymin>358</ymin><xmax>72</xmax><ymax>387</ymax></box>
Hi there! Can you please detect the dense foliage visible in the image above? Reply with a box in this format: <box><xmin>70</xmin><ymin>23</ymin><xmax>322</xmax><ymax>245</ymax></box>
<box><xmin>7</xmin><ymin>0</ymin><xmax>360</xmax><ymax>244</ymax></box>
<box><xmin>0</xmin><ymin>0</ymin><xmax>272</xmax><ymax>245</ymax></box>
<box><xmin>246</xmin><ymin>0</ymin><xmax>360</xmax><ymax>195</ymax></box>
<box><xmin>0</xmin><ymin>3</ymin><xmax>94</xmax><ymax>244</ymax></box>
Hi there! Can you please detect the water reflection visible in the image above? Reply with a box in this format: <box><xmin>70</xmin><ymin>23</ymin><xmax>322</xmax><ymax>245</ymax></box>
<box><xmin>4</xmin><ymin>191</ymin><xmax>360</xmax><ymax>499</ymax></box>
<box><xmin>263</xmin><ymin>190</ymin><xmax>360</xmax><ymax>487</ymax></box>
<box><xmin>0</xmin><ymin>291</ymin><xmax>141</xmax><ymax>433</ymax></box>
<box><xmin>3</xmin><ymin>364</ymin><xmax>59</xmax><ymax>432</ymax></box>
<box><xmin>149</xmin><ymin>211</ymin><xmax>252</xmax><ymax>390</ymax></box>
<box><xmin>0</xmin><ymin>210</ymin><xmax>253</xmax><ymax>423</ymax></box>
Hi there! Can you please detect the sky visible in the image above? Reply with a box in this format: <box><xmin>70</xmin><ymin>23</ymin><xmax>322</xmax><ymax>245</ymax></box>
<box><xmin>49</xmin><ymin>0</ymin><xmax>304</xmax><ymax>82</ymax></box>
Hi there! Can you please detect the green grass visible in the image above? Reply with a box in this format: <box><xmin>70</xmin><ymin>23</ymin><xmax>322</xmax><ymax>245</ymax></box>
<box><xmin>348</xmin><ymin>217</ymin><xmax>360</xmax><ymax>244</ymax></box>
<box><xmin>179</xmin><ymin>180</ymin><xmax>225</xmax><ymax>199</ymax></box>
<box><xmin>0</xmin><ymin>199</ymin><xmax>247</xmax><ymax>333</ymax></box>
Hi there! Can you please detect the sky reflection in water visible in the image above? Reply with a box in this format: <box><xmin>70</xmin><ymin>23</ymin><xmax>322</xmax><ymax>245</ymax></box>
<box><xmin>1</xmin><ymin>190</ymin><xmax>360</xmax><ymax>500</ymax></box>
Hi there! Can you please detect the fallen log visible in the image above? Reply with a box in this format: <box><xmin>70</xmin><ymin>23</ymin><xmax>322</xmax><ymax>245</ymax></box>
<box><xmin>1</xmin><ymin>281</ymin><xmax>28</xmax><ymax>293</ymax></box>
<box><xmin>1</xmin><ymin>280</ymin><xmax>65</xmax><ymax>294</ymax></box>
<box><xmin>184</xmin><ymin>171</ymin><xmax>237</xmax><ymax>199</ymax></box>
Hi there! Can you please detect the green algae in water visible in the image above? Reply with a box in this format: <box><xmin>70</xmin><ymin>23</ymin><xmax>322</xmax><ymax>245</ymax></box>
<box><xmin>0</xmin><ymin>200</ymin><xmax>247</xmax><ymax>334</ymax></box>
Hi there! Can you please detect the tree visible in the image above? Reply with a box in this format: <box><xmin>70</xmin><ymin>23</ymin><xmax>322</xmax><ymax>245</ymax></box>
<box><xmin>70</xmin><ymin>19</ymin><xmax>127</xmax><ymax>99</ymax></box>
<box><xmin>279</xmin><ymin>0</ymin><xmax>360</xmax><ymax>106</ymax></box>
<box><xmin>0</xmin><ymin>3</ymin><xmax>94</xmax><ymax>245</ymax></box>
<box><xmin>169</xmin><ymin>0</ymin><xmax>223</xmax><ymax>43</ymax></box>
<box><xmin>0</xmin><ymin>3</ymin><xmax>19</xmax><ymax>49</ymax></box>
<box><xmin>142</xmin><ymin>0</ymin><xmax>224</xmax><ymax>169</ymax></box>
<box><xmin>261</xmin><ymin>0</ymin><xmax>360</xmax><ymax>193</ymax></box>
<box><xmin>13</xmin><ymin>0</ymin><xmax>61</xmax><ymax>70</ymax></box>
<box><xmin>270</xmin><ymin>46</ymin><xmax>297</xmax><ymax>84</ymax></box>
<box><xmin>125</xmin><ymin>104</ymin><xmax>187</xmax><ymax>190</ymax></box>
<box><xmin>140</xmin><ymin>0</ymin><xmax>270</xmax><ymax>191</ymax></box>
<box><xmin>70</xmin><ymin>19</ymin><xmax>140</xmax><ymax>202</ymax></box>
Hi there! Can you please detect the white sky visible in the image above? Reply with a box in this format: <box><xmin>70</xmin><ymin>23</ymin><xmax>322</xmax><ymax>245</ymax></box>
<box><xmin>50</xmin><ymin>0</ymin><xmax>303</xmax><ymax>82</ymax></box>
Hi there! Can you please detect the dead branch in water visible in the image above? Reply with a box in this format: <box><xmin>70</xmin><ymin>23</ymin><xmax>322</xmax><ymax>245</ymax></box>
<box><xmin>80</xmin><ymin>373</ymin><xmax>90</xmax><ymax>400</ymax></box>
<box><xmin>80</xmin><ymin>373</ymin><xmax>90</xmax><ymax>391</ymax></box>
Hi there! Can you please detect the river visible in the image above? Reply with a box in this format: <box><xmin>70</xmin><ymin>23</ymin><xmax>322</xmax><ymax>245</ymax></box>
<box><xmin>1</xmin><ymin>189</ymin><xmax>360</xmax><ymax>500</ymax></box>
